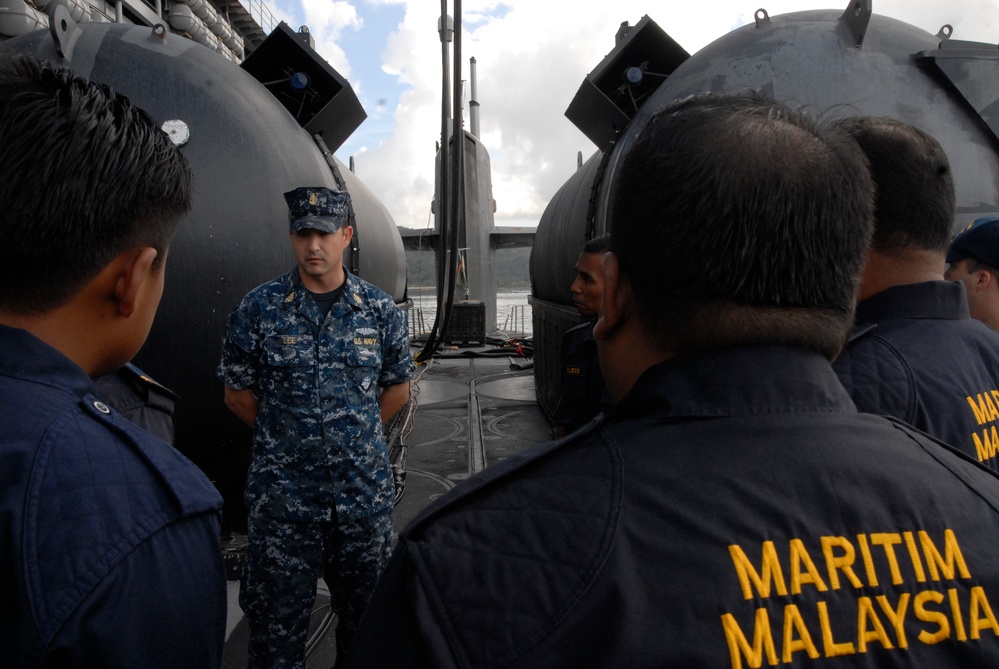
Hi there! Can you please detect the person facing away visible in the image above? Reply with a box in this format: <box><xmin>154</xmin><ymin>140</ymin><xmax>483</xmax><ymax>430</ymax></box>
<box><xmin>217</xmin><ymin>186</ymin><xmax>416</xmax><ymax>668</ymax></box>
<box><xmin>342</xmin><ymin>94</ymin><xmax>999</xmax><ymax>669</ymax></box>
<box><xmin>0</xmin><ymin>55</ymin><xmax>226</xmax><ymax>667</ymax></box>
<box><xmin>945</xmin><ymin>215</ymin><xmax>999</xmax><ymax>331</ymax></box>
<box><xmin>831</xmin><ymin>117</ymin><xmax>999</xmax><ymax>469</ymax></box>
<box><xmin>552</xmin><ymin>233</ymin><xmax>613</xmax><ymax>437</ymax></box>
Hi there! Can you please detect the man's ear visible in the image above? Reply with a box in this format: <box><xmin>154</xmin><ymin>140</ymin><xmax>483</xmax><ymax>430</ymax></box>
<box><xmin>340</xmin><ymin>225</ymin><xmax>355</xmax><ymax>246</ymax></box>
<box><xmin>978</xmin><ymin>269</ymin><xmax>995</xmax><ymax>292</ymax></box>
<box><xmin>593</xmin><ymin>251</ymin><xmax>632</xmax><ymax>341</ymax></box>
<box><xmin>113</xmin><ymin>247</ymin><xmax>159</xmax><ymax>318</ymax></box>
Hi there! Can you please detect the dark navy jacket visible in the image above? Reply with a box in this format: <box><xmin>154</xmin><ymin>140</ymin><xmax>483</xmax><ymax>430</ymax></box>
<box><xmin>552</xmin><ymin>321</ymin><xmax>612</xmax><ymax>434</ymax></box>
<box><xmin>93</xmin><ymin>362</ymin><xmax>180</xmax><ymax>444</ymax></box>
<box><xmin>834</xmin><ymin>281</ymin><xmax>999</xmax><ymax>470</ymax></box>
<box><xmin>0</xmin><ymin>325</ymin><xmax>226</xmax><ymax>667</ymax></box>
<box><xmin>345</xmin><ymin>346</ymin><xmax>999</xmax><ymax>668</ymax></box>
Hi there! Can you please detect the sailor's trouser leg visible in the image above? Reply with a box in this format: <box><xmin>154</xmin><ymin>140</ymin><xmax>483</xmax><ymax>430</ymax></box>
<box><xmin>241</xmin><ymin>511</ymin><xmax>324</xmax><ymax>669</ymax></box>
<box><xmin>322</xmin><ymin>507</ymin><xmax>393</xmax><ymax>666</ymax></box>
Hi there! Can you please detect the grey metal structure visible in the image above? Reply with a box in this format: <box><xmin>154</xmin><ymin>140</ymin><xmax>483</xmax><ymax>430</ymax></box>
<box><xmin>0</xmin><ymin>0</ymin><xmax>277</xmax><ymax>61</ymax></box>
<box><xmin>532</xmin><ymin>1</ymin><xmax>999</xmax><ymax>419</ymax></box>
<box><xmin>1</xmin><ymin>14</ymin><xmax>408</xmax><ymax>527</ymax></box>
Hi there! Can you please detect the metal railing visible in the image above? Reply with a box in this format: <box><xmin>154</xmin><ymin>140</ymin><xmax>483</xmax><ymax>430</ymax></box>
<box><xmin>501</xmin><ymin>304</ymin><xmax>528</xmax><ymax>337</ymax></box>
<box><xmin>242</xmin><ymin>0</ymin><xmax>277</xmax><ymax>33</ymax></box>
<box><xmin>409</xmin><ymin>307</ymin><xmax>430</xmax><ymax>340</ymax></box>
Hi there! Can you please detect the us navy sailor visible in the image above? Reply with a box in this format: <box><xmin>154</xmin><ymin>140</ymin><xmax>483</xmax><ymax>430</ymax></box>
<box><xmin>218</xmin><ymin>186</ymin><xmax>415</xmax><ymax>668</ymax></box>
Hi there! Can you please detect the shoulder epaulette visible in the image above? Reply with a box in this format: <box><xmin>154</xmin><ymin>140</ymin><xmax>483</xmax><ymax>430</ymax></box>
<box><xmin>120</xmin><ymin>362</ymin><xmax>181</xmax><ymax>402</ymax></box>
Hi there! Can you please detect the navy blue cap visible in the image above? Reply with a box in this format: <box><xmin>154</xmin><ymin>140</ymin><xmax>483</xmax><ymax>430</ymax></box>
<box><xmin>283</xmin><ymin>186</ymin><xmax>350</xmax><ymax>234</ymax></box>
<box><xmin>947</xmin><ymin>215</ymin><xmax>999</xmax><ymax>268</ymax></box>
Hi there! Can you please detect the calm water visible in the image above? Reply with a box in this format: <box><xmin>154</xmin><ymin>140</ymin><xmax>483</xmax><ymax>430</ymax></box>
<box><xmin>408</xmin><ymin>286</ymin><xmax>533</xmax><ymax>337</ymax></box>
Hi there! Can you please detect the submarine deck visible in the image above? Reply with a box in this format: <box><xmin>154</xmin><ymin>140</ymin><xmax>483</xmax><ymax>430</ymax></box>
<box><xmin>221</xmin><ymin>343</ymin><xmax>550</xmax><ymax>667</ymax></box>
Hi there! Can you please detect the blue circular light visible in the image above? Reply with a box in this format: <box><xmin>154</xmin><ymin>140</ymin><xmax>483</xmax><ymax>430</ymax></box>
<box><xmin>624</xmin><ymin>67</ymin><xmax>643</xmax><ymax>85</ymax></box>
<box><xmin>291</xmin><ymin>72</ymin><xmax>310</xmax><ymax>90</ymax></box>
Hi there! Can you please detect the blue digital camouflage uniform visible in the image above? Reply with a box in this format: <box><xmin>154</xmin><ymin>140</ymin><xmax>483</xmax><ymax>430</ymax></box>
<box><xmin>218</xmin><ymin>266</ymin><xmax>414</xmax><ymax>668</ymax></box>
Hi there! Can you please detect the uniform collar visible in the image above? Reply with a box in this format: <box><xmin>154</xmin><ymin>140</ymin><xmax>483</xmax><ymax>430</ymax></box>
<box><xmin>610</xmin><ymin>345</ymin><xmax>856</xmax><ymax>422</ymax></box>
<box><xmin>855</xmin><ymin>280</ymin><xmax>970</xmax><ymax>324</ymax></box>
<box><xmin>567</xmin><ymin>320</ymin><xmax>597</xmax><ymax>341</ymax></box>
<box><xmin>283</xmin><ymin>267</ymin><xmax>364</xmax><ymax>325</ymax></box>
<box><xmin>0</xmin><ymin>323</ymin><xmax>93</xmax><ymax>399</ymax></box>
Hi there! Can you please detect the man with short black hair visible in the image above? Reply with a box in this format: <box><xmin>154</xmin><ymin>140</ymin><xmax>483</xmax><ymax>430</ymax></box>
<box><xmin>832</xmin><ymin>117</ymin><xmax>999</xmax><ymax>468</ymax></box>
<box><xmin>553</xmin><ymin>233</ymin><xmax>612</xmax><ymax>436</ymax></box>
<box><xmin>344</xmin><ymin>95</ymin><xmax>999</xmax><ymax>668</ymax></box>
<box><xmin>946</xmin><ymin>215</ymin><xmax>999</xmax><ymax>331</ymax></box>
<box><xmin>0</xmin><ymin>55</ymin><xmax>225</xmax><ymax>667</ymax></box>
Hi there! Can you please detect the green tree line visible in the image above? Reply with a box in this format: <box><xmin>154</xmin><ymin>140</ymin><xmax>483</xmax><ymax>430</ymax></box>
<box><xmin>405</xmin><ymin>247</ymin><xmax>532</xmax><ymax>288</ymax></box>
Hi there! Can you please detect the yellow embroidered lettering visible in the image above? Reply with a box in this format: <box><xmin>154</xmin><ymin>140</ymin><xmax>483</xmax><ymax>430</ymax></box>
<box><xmin>914</xmin><ymin>590</ymin><xmax>950</xmax><ymax>644</ymax></box>
<box><xmin>870</xmin><ymin>533</ymin><xmax>905</xmax><ymax>585</ymax></box>
<box><xmin>729</xmin><ymin>543</ymin><xmax>788</xmax><ymax>600</ymax></box>
<box><xmin>919</xmin><ymin>529</ymin><xmax>971</xmax><ymax>581</ymax></box>
<box><xmin>974</xmin><ymin>430</ymin><xmax>992</xmax><ymax>462</ymax></box>
<box><xmin>721</xmin><ymin>609</ymin><xmax>778</xmax><ymax>669</ymax></box>
<box><xmin>857</xmin><ymin>596</ymin><xmax>894</xmax><ymax>652</ymax></box>
<box><xmin>948</xmin><ymin>588</ymin><xmax>968</xmax><ymax>641</ymax></box>
<box><xmin>856</xmin><ymin>534</ymin><xmax>879</xmax><ymax>587</ymax></box>
<box><xmin>817</xmin><ymin>601</ymin><xmax>856</xmax><ymax>657</ymax></box>
<box><xmin>722</xmin><ymin>529</ymin><xmax>990</xmax><ymax>663</ymax></box>
<box><xmin>821</xmin><ymin>536</ymin><xmax>863</xmax><ymax>591</ymax></box>
<box><xmin>903</xmin><ymin>532</ymin><xmax>927</xmax><ymax>582</ymax></box>
<box><xmin>876</xmin><ymin>593</ymin><xmax>910</xmax><ymax>649</ymax></box>
<box><xmin>968</xmin><ymin>395</ymin><xmax>989</xmax><ymax>425</ymax></box>
<box><xmin>985</xmin><ymin>392</ymin><xmax>999</xmax><ymax>422</ymax></box>
<box><xmin>782</xmin><ymin>604</ymin><xmax>820</xmax><ymax>662</ymax></box>
<box><xmin>789</xmin><ymin>539</ymin><xmax>828</xmax><ymax>595</ymax></box>
<box><xmin>970</xmin><ymin>586</ymin><xmax>999</xmax><ymax>640</ymax></box>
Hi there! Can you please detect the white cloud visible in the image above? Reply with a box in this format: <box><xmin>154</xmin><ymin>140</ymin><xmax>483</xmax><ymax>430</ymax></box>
<box><xmin>305</xmin><ymin>1</ymin><xmax>999</xmax><ymax>229</ymax></box>
<box><xmin>296</xmin><ymin>0</ymin><xmax>362</xmax><ymax>77</ymax></box>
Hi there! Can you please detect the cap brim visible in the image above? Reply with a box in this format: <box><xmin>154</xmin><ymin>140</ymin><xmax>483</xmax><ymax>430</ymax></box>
<box><xmin>290</xmin><ymin>217</ymin><xmax>343</xmax><ymax>234</ymax></box>
<box><xmin>946</xmin><ymin>249</ymin><xmax>965</xmax><ymax>264</ymax></box>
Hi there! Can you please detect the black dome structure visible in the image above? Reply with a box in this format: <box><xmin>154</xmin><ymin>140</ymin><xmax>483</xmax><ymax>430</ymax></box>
<box><xmin>2</xmin><ymin>15</ymin><xmax>408</xmax><ymax>525</ymax></box>
<box><xmin>531</xmin><ymin>2</ymin><xmax>999</xmax><ymax>418</ymax></box>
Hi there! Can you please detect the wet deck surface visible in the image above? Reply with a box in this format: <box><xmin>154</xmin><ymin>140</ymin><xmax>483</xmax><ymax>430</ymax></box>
<box><xmin>222</xmin><ymin>347</ymin><xmax>548</xmax><ymax>667</ymax></box>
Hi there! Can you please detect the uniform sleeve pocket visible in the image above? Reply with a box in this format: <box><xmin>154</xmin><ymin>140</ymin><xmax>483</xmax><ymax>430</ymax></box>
<box><xmin>263</xmin><ymin>335</ymin><xmax>316</xmax><ymax>366</ymax></box>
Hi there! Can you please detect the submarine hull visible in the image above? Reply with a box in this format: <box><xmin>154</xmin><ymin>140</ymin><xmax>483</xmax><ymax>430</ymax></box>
<box><xmin>2</xmin><ymin>22</ymin><xmax>408</xmax><ymax>528</ymax></box>
<box><xmin>533</xmin><ymin>5</ymin><xmax>999</xmax><ymax>419</ymax></box>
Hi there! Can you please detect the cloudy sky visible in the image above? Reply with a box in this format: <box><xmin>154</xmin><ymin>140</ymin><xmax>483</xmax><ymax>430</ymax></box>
<box><xmin>261</xmin><ymin>0</ymin><xmax>999</xmax><ymax>229</ymax></box>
